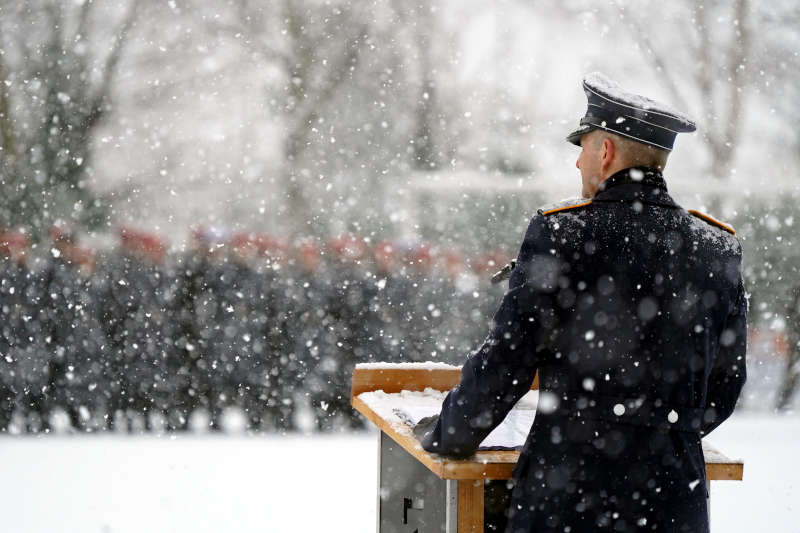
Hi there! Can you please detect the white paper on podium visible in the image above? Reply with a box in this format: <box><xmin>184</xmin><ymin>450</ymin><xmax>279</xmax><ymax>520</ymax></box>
<box><xmin>397</xmin><ymin>405</ymin><xmax>536</xmax><ymax>450</ymax></box>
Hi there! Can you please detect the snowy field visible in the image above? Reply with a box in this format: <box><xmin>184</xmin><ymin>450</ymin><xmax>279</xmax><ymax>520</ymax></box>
<box><xmin>1</xmin><ymin>412</ymin><xmax>797</xmax><ymax>533</ymax></box>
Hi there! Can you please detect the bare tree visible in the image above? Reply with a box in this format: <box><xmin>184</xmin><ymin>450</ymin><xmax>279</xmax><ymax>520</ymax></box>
<box><xmin>614</xmin><ymin>0</ymin><xmax>750</xmax><ymax>180</ymax></box>
<box><xmin>0</xmin><ymin>0</ymin><xmax>139</xmax><ymax>230</ymax></box>
<box><xmin>761</xmin><ymin>2</ymin><xmax>800</xmax><ymax>410</ymax></box>
<box><xmin>774</xmin><ymin>287</ymin><xmax>800</xmax><ymax>410</ymax></box>
<box><xmin>0</xmin><ymin>55</ymin><xmax>14</xmax><ymax>158</ymax></box>
<box><xmin>404</xmin><ymin>0</ymin><xmax>440</xmax><ymax>171</ymax></box>
<box><xmin>206</xmin><ymin>0</ymin><xmax>370</xmax><ymax>237</ymax></box>
<box><xmin>0</xmin><ymin>37</ymin><xmax>23</xmax><ymax>225</ymax></box>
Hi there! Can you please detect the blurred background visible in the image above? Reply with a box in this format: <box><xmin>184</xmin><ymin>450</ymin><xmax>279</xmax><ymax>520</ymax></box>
<box><xmin>0</xmin><ymin>0</ymin><xmax>798</xmax><ymax>531</ymax></box>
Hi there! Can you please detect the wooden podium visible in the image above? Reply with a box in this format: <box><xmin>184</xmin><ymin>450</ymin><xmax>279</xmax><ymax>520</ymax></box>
<box><xmin>351</xmin><ymin>363</ymin><xmax>743</xmax><ymax>533</ymax></box>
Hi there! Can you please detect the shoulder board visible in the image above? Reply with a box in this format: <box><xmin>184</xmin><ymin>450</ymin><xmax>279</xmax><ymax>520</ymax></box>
<box><xmin>538</xmin><ymin>199</ymin><xmax>592</xmax><ymax>216</ymax></box>
<box><xmin>688</xmin><ymin>209</ymin><xmax>736</xmax><ymax>235</ymax></box>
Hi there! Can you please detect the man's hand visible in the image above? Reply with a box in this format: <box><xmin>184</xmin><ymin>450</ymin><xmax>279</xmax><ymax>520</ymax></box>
<box><xmin>413</xmin><ymin>414</ymin><xmax>439</xmax><ymax>443</ymax></box>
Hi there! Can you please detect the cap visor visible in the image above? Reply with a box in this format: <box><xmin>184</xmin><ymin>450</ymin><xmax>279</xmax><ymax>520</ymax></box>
<box><xmin>566</xmin><ymin>125</ymin><xmax>595</xmax><ymax>146</ymax></box>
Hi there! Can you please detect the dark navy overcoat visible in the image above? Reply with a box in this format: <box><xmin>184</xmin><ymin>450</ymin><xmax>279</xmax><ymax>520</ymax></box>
<box><xmin>420</xmin><ymin>166</ymin><xmax>747</xmax><ymax>533</ymax></box>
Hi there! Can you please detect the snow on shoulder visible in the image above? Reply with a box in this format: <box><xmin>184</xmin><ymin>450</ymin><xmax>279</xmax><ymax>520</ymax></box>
<box><xmin>686</xmin><ymin>209</ymin><xmax>740</xmax><ymax>255</ymax></box>
<box><xmin>687</xmin><ymin>209</ymin><xmax>736</xmax><ymax>235</ymax></box>
<box><xmin>538</xmin><ymin>197</ymin><xmax>592</xmax><ymax>216</ymax></box>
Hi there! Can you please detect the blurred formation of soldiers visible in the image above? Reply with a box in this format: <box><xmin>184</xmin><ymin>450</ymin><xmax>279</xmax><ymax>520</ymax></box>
<box><xmin>0</xmin><ymin>222</ymin><xmax>510</xmax><ymax>434</ymax></box>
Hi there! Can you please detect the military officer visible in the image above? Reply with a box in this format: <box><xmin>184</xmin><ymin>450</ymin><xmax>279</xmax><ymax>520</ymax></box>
<box><xmin>416</xmin><ymin>72</ymin><xmax>747</xmax><ymax>533</ymax></box>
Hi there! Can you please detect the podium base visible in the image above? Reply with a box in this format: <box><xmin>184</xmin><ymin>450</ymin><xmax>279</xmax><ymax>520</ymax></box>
<box><xmin>377</xmin><ymin>432</ymin><xmax>510</xmax><ymax>532</ymax></box>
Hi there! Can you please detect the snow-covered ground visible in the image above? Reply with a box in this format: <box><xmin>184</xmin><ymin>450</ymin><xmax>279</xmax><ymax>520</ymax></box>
<box><xmin>0</xmin><ymin>412</ymin><xmax>797</xmax><ymax>533</ymax></box>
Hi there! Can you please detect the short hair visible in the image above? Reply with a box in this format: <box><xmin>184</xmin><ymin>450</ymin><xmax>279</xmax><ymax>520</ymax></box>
<box><xmin>594</xmin><ymin>131</ymin><xmax>670</xmax><ymax>169</ymax></box>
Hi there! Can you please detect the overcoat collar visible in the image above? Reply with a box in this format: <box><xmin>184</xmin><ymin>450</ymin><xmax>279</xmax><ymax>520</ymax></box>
<box><xmin>592</xmin><ymin>166</ymin><xmax>680</xmax><ymax>209</ymax></box>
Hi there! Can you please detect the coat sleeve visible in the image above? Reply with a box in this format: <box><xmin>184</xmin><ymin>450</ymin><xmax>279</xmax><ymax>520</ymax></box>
<box><xmin>420</xmin><ymin>216</ymin><xmax>559</xmax><ymax>457</ymax></box>
<box><xmin>700</xmin><ymin>273</ymin><xmax>748</xmax><ymax>437</ymax></box>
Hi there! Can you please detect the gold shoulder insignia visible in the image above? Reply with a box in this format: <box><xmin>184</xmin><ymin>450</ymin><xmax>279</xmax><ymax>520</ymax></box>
<box><xmin>540</xmin><ymin>200</ymin><xmax>592</xmax><ymax>216</ymax></box>
<box><xmin>688</xmin><ymin>209</ymin><xmax>736</xmax><ymax>235</ymax></box>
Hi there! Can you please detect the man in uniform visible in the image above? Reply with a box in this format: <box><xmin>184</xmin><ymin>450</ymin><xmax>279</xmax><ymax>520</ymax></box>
<box><xmin>416</xmin><ymin>72</ymin><xmax>747</xmax><ymax>533</ymax></box>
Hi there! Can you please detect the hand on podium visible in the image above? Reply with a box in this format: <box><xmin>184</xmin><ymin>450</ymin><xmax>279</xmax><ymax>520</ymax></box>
<box><xmin>412</xmin><ymin>414</ymin><xmax>439</xmax><ymax>444</ymax></box>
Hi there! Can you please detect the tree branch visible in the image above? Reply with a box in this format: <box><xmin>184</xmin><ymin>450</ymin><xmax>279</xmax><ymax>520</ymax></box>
<box><xmin>692</xmin><ymin>0</ymin><xmax>727</xmax><ymax>164</ymax></box>
<box><xmin>614</xmin><ymin>1</ymin><xmax>690</xmax><ymax>112</ymax></box>
<box><xmin>0</xmin><ymin>54</ymin><xmax>15</xmax><ymax>157</ymax></box>
<box><xmin>222</xmin><ymin>0</ymin><xmax>288</xmax><ymax>66</ymax></box>
<box><xmin>83</xmin><ymin>0</ymin><xmax>140</xmax><ymax>132</ymax></box>
<box><xmin>723</xmin><ymin>0</ymin><xmax>749</xmax><ymax>157</ymax></box>
<box><xmin>290</xmin><ymin>23</ymin><xmax>369</xmax><ymax>142</ymax></box>
<box><xmin>74</xmin><ymin>0</ymin><xmax>94</xmax><ymax>43</ymax></box>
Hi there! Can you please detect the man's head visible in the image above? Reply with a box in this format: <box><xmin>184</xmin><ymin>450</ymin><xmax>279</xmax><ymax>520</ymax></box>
<box><xmin>576</xmin><ymin>129</ymin><xmax>670</xmax><ymax>198</ymax></box>
<box><xmin>567</xmin><ymin>72</ymin><xmax>696</xmax><ymax>197</ymax></box>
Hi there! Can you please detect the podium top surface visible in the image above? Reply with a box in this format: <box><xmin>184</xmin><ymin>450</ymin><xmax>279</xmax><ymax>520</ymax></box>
<box><xmin>351</xmin><ymin>364</ymin><xmax>743</xmax><ymax>481</ymax></box>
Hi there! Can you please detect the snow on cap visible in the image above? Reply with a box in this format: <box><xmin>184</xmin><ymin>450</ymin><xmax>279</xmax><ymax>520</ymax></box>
<box><xmin>566</xmin><ymin>72</ymin><xmax>696</xmax><ymax>152</ymax></box>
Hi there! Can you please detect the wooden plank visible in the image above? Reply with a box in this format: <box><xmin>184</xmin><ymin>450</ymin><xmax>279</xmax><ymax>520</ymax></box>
<box><xmin>457</xmin><ymin>480</ymin><xmax>484</xmax><ymax>533</ymax></box>
<box><xmin>703</xmin><ymin>440</ymin><xmax>744</xmax><ymax>481</ymax></box>
<box><xmin>706</xmin><ymin>462</ymin><xmax>743</xmax><ymax>481</ymax></box>
<box><xmin>351</xmin><ymin>366</ymin><xmax>742</xmax><ymax>482</ymax></box>
<box><xmin>441</xmin><ymin>455</ymin><xmax>516</xmax><ymax>480</ymax></box>
<box><xmin>350</xmin><ymin>365</ymin><xmax>539</xmax><ymax>400</ymax></box>
<box><xmin>350</xmin><ymin>367</ymin><xmax>461</xmax><ymax>399</ymax></box>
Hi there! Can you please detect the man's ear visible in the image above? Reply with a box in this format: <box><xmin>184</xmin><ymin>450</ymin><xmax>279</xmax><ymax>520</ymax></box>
<box><xmin>601</xmin><ymin>138</ymin><xmax>615</xmax><ymax>170</ymax></box>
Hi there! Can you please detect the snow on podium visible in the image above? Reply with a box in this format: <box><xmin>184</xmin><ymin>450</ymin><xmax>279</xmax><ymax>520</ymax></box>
<box><xmin>350</xmin><ymin>362</ymin><xmax>743</xmax><ymax>533</ymax></box>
